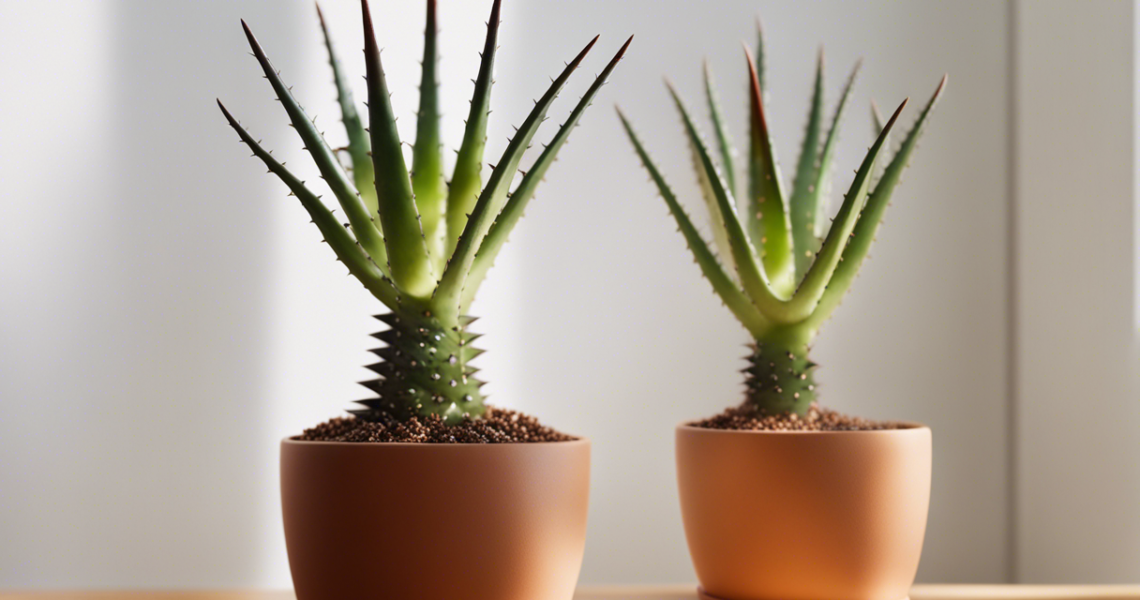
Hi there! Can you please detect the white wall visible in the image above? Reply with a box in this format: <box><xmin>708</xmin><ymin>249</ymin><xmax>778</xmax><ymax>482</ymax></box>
<box><xmin>0</xmin><ymin>0</ymin><xmax>294</xmax><ymax>587</ymax></box>
<box><xmin>1013</xmin><ymin>0</ymin><xmax>1140</xmax><ymax>583</ymax></box>
<box><xmin>0</xmin><ymin>0</ymin><xmax>1135</xmax><ymax>590</ymax></box>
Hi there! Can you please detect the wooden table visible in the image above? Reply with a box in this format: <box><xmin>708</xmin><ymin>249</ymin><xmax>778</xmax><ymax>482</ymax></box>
<box><xmin>5</xmin><ymin>586</ymin><xmax>1140</xmax><ymax>600</ymax></box>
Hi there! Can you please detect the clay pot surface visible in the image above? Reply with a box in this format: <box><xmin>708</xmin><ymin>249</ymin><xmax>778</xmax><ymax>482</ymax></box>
<box><xmin>281</xmin><ymin>437</ymin><xmax>590</xmax><ymax>600</ymax></box>
<box><xmin>677</xmin><ymin>423</ymin><xmax>931</xmax><ymax>600</ymax></box>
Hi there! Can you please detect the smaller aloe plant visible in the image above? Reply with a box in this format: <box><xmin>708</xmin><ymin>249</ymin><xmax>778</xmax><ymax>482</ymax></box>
<box><xmin>618</xmin><ymin>26</ymin><xmax>946</xmax><ymax>416</ymax></box>
<box><xmin>219</xmin><ymin>0</ymin><xmax>630</xmax><ymax>424</ymax></box>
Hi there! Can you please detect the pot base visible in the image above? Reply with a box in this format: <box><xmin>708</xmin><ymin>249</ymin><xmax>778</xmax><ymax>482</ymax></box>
<box><xmin>698</xmin><ymin>588</ymin><xmax>910</xmax><ymax>600</ymax></box>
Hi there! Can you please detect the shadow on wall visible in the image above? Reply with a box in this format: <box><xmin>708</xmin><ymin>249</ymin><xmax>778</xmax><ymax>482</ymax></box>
<box><xmin>0</xmin><ymin>0</ymin><xmax>301</xmax><ymax>587</ymax></box>
<box><xmin>99</xmin><ymin>0</ymin><xmax>281</xmax><ymax>586</ymax></box>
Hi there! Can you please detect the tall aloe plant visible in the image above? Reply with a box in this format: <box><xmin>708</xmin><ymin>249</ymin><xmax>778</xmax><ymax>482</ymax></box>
<box><xmin>219</xmin><ymin>0</ymin><xmax>631</xmax><ymax>424</ymax></box>
<box><xmin>619</xmin><ymin>30</ymin><xmax>945</xmax><ymax>416</ymax></box>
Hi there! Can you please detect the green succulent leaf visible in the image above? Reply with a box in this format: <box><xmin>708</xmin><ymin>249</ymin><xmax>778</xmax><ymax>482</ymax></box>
<box><xmin>785</xmin><ymin>97</ymin><xmax>907</xmax><ymax>323</ymax></box>
<box><xmin>696</xmin><ymin>62</ymin><xmax>738</xmax><ymax>276</ymax></box>
<box><xmin>703</xmin><ymin>60</ymin><xmax>738</xmax><ymax>198</ymax></box>
<box><xmin>446</xmin><ymin>0</ymin><xmax>502</xmax><ymax>257</ymax></box>
<box><xmin>805</xmin><ymin>75</ymin><xmax>948</xmax><ymax>334</ymax></box>
<box><xmin>432</xmin><ymin>36</ymin><xmax>599</xmax><ymax>322</ymax></box>
<box><xmin>870</xmin><ymin>98</ymin><xmax>893</xmax><ymax>186</ymax></box>
<box><xmin>811</xmin><ymin>61</ymin><xmax>861</xmax><ymax>235</ymax></box>
<box><xmin>744</xmin><ymin>45</ymin><xmax>794</xmax><ymax>297</ymax></box>
<box><xmin>667</xmin><ymin>81</ymin><xmax>797</xmax><ymax>324</ymax></box>
<box><xmin>461</xmin><ymin>37</ymin><xmax>634</xmax><ymax>312</ymax></box>
<box><xmin>617</xmin><ymin>107</ymin><xmax>767</xmax><ymax>337</ymax></box>
<box><xmin>792</xmin><ymin>58</ymin><xmax>862</xmax><ymax>281</ymax></box>
<box><xmin>789</xmin><ymin>49</ymin><xmax>825</xmax><ymax>279</ymax></box>
<box><xmin>412</xmin><ymin>0</ymin><xmax>448</xmax><ymax>273</ymax></box>
<box><xmin>362</xmin><ymin>0</ymin><xmax>435</xmax><ymax>297</ymax></box>
<box><xmin>241</xmin><ymin>19</ymin><xmax>390</xmax><ymax>277</ymax></box>
<box><xmin>219</xmin><ymin>100</ymin><xmax>397</xmax><ymax>306</ymax></box>
<box><xmin>315</xmin><ymin>3</ymin><xmax>376</xmax><ymax>217</ymax></box>
<box><xmin>754</xmin><ymin>17</ymin><xmax>768</xmax><ymax>103</ymax></box>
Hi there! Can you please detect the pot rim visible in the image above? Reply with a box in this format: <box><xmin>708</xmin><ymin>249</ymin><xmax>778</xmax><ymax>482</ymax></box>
<box><xmin>281</xmin><ymin>436</ymin><xmax>591</xmax><ymax>448</ymax></box>
<box><xmin>677</xmin><ymin>421</ymin><xmax>929</xmax><ymax>436</ymax></box>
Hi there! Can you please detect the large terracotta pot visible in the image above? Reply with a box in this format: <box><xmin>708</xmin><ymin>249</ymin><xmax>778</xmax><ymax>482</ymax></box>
<box><xmin>281</xmin><ymin>438</ymin><xmax>590</xmax><ymax>600</ymax></box>
<box><xmin>676</xmin><ymin>424</ymin><xmax>931</xmax><ymax>600</ymax></box>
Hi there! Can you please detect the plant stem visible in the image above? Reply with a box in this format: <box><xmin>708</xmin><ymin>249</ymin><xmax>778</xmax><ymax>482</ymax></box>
<box><xmin>353</xmin><ymin>310</ymin><xmax>486</xmax><ymax>424</ymax></box>
<box><xmin>746</xmin><ymin>327</ymin><xmax>817</xmax><ymax>415</ymax></box>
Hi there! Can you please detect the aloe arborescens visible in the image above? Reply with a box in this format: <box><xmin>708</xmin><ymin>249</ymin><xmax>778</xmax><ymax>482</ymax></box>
<box><xmin>220</xmin><ymin>0</ymin><xmax>630</xmax><ymax>424</ymax></box>
<box><xmin>619</xmin><ymin>29</ymin><xmax>945</xmax><ymax>416</ymax></box>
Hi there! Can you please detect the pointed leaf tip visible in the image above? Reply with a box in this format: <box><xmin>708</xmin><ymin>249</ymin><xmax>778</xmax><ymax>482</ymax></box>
<box><xmin>617</xmin><ymin>34</ymin><xmax>634</xmax><ymax>57</ymax></box>
<box><xmin>743</xmin><ymin>45</ymin><xmax>765</xmax><ymax>116</ymax></box>
<box><xmin>240</xmin><ymin>18</ymin><xmax>255</xmax><ymax>42</ymax></box>
<box><xmin>582</xmin><ymin>34</ymin><xmax>601</xmax><ymax>56</ymax></box>
<box><xmin>360</xmin><ymin>0</ymin><xmax>376</xmax><ymax>44</ymax></box>
<box><xmin>885</xmin><ymin>97</ymin><xmax>909</xmax><ymax>128</ymax></box>
<box><xmin>741</xmin><ymin>42</ymin><xmax>765</xmax><ymax>100</ymax></box>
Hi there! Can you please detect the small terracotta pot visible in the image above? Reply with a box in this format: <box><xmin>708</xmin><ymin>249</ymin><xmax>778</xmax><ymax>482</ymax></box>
<box><xmin>676</xmin><ymin>423</ymin><xmax>931</xmax><ymax>600</ymax></box>
<box><xmin>281</xmin><ymin>438</ymin><xmax>590</xmax><ymax>600</ymax></box>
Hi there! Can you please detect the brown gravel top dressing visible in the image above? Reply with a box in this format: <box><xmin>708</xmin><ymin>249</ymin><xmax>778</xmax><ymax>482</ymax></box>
<box><xmin>692</xmin><ymin>403</ymin><xmax>904</xmax><ymax>431</ymax></box>
<box><xmin>296</xmin><ymin>406</ymin><xmax>576</xmax><ymax>443</ymax></box>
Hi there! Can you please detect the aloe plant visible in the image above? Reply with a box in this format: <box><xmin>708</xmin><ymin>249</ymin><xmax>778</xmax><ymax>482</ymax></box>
<box><xmin>618</xmin><ymin>29</ymin><xmax>946</xmax><ymax>416</ymax></box>
<box><xmin>219</xmin><ymin>0</ymin><xmax>631</xmax><ymax>424</ymax></box>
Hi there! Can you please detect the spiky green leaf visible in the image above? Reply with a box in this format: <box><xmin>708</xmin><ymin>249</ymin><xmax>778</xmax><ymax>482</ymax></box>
<box><xmin>432</xmin><ymin>36</ymin><xmax>598</xmax><ymax>321</ymax></box>
<box><xmin>617</xmin><ymin>107</ymin><xmax>767</xmax><ymax>337</ymax></box>
<box><xmin>870</xmin><ymin>98</ymin><xmax>893</xmax><ymax>186</ymax></box>
<box><xmin>461</xmin><ymin>37</ymin><xmax>633</xmax><ymax>311</ymax></box>
<box><xmin>698</xmin><ymin>62</ymin><xmax>738</xmax><ymax>276</ymax></box>
<box><xmin>754</xmin><ymin>17</ymin><xmax>768</xmax><ymax>102</ymax></box>
<box><xmin>744</xmin><ymin>45</ymin><xmax>794</xmax><ymax>296</ymax></box>
<box><xmin>412</xmin><ymin>0</ymin><xmax>447</xmax><ymax>272</ymax></box>
<box><xmin>811</xmin><ymin>61</ymin><xmax>860</xmax><ymax>234</ymax></box>
<box><xmin>793</xmin><ymin>59</ymin><xmax>862</xmax><ymax>280</ymax></box>
<box><xmin>445</xmin><ymin>0</ymin><xmax>502</xmax><ymax>257</ymax></box>
<box><xmin>362</xmin><ymin>0</ymin><xmax>434</xmax><ymax>297</ymax></box>
<box><xmin>805</xmin><ymin>75</ymin><xmax>947</xmax><ymax>333</ymax></box>
<box><xmin>789</xmin><ymin>49</ymin><xmax>825</xmax><ymax>279</ymax></box>
<box><xmin>785</xmin><ymin>97</ymin><xmax>906</xmax><ymax>322</ymax></box>
<box><xmin>667</xmin><ymin>81</ymin><xmax>796</xmax><ymax>324</ymax></box>
<box><xmin>703</xmin><ymin>60</ymin><xmax>738</xmax><ymax>197</ymax></box>
<box><xmin>315</xmin><ymin>3</ymin><xmax>376</xmax><ymax>217</ymax></box>
<box><xmin>219</xmin><ymin>100</ymin><xmax>397</xmax><ymax>306</ymax></box>
<box><xmin>242</xmin><ymin>20</ymin><xmax>389</xmax><ymax>276</ymax></box>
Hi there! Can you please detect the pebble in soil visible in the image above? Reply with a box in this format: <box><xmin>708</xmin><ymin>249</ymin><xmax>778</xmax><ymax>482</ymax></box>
<box><xmin>691</xmin><ymin>403</ymin><xmax>906</xmax><ymax>431</ymax></box>
<box><xmin>296</xmin><ymin>406</ymin><xmax>576</xmax><ymax>443</ymax></box>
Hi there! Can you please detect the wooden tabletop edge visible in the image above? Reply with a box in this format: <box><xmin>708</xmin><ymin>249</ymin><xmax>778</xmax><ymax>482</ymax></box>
<box><xmin>4</xmin><ymin>584</ymin><xmax>1140</xmax><ymax>600</ymax></box>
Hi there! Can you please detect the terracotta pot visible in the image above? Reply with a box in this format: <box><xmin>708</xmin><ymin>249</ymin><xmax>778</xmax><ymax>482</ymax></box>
<box><xmin>281</xmin><ymin>438</ymin><xmax>590</xmax><ymax>600</ymax></box>
<box><xmin>676</xmin><ymin>423</ymin><xmax>931</xmax><ymax>600</ymax></box>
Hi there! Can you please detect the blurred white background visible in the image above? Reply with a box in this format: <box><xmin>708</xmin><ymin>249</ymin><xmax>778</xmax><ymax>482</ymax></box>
<box><xmin>1</xmin><ymin>0</ymin><xmax>1137</xmax><ymax>590</ymax></box>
